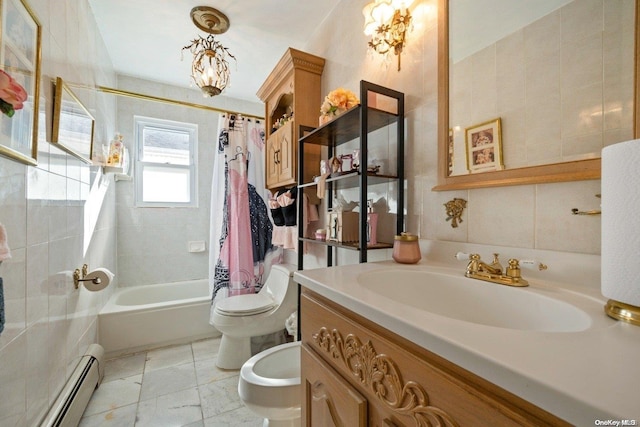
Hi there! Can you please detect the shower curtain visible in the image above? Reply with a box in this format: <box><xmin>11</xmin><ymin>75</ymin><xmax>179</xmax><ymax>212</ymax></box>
<box><xmin>209</xmin><ymin>113</ymin><xmax>279</xmax><ymax>321</ymax></box>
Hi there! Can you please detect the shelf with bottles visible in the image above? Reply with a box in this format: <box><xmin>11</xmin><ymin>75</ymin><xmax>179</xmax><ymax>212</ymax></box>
<box><xmin>101</xmin><ymin>148</ymin><xmax>131</xmax><ymax>180</ymax></box>
<box><xmin>299</xmin><ymin>237</ymin><xmax>393</xmax><ymax>250</ymax></box>
<box><xmin>296</xmin><ymin>80</ymin><xmax>405</xmax><ymax>267</ymax></box>
<box><xmin>298</xmin><ymin>170</ymin><xmax>398</xmax><ymax>190</ymax></box>
<box><xmin>98</xmin><ymin>133</ymin><xmax>132</xmax><ymax>179</ymax></box>
<box><xmin>299</xmin><ymin>102</ymin><xmax>400</xmax><ymax>148</ymax></box>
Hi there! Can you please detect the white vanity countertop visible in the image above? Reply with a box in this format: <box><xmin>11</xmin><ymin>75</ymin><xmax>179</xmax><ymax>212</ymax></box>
<box><xmin>293</xmin><ymin>260</ymin><xmax>640</xmax><ymax>425</ymax></box>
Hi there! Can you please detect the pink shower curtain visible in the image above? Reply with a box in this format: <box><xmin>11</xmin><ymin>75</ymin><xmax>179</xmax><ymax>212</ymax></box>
<box><xmin>209</xmin><ymin>114</ymin><xmax>280</xmax><ymax>319</ymax></box>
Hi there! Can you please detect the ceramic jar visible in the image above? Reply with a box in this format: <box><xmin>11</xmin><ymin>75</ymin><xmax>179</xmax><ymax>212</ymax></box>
<box><xmin>392</xmin><ymin>233</ymin><xmax>421</xmax><ymax>264</ymax></box>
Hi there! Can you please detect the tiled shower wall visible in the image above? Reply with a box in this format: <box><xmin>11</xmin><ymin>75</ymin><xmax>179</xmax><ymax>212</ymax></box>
<box><xmin>113</xmin><ymin>75</ymin><xmax>263</xmax><ymax>287</ymax></box>
<box><xmin>0</xmin><ymin>1</ymin><xmax>117</xmax><ymax>425</ymax></box>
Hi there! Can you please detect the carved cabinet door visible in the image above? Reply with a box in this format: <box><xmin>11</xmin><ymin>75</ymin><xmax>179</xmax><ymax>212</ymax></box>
<box><xmin>265</xmin><ymin>121</ymin><xmax>294</xmax><ymax>189</ymax></box>
<box><xmin>277</xmin><ymin>121</ymin><xmax>295</xmax><ymax>185</ymax></box>
<box><xmin>301</xmin><ymin>344</ymin><xmax>367</xmax><ymax>427</ymax></box>
<box><xmin>266</xmin><ymin>129</ymin><xmax>281</xmax><ymax>189</ymax></box>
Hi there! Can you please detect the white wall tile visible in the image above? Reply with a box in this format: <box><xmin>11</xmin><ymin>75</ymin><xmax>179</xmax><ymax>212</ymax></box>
<box><xmin>535</xmin><ymin>180</ymin><xmax>601</xmax><ymax>253</ymax></box>
<box><xmin>0</xmin><ymin>1</ymin><xmax>118</xmax><ymax>425</ymax></box>
<box><xmin>0</xmin><ymin>334</ymin><xmax>27</xmax><ymax>425</ymax></box>
<box><xmin>467</xmin><ymin>186</ymin><xmax>535</xmax><ymax>248</ymax></box>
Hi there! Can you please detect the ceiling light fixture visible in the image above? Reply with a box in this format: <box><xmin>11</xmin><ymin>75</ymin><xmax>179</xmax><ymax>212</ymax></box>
<box><xmin>182</xmin><ymin>6</ymin><xmax>235</xmax><ymax>97</ymax></box>
<box><xmin>363</xmin><ymin>0</ymin><xmax>414</xmax><ymax>71</ymax></box>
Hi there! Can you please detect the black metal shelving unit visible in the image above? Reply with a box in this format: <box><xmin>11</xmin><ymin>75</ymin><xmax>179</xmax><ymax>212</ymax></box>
<box><xmin>296</xmin><ymin>80</ymin><xmax>405</xmax><ymax>270</ymax></box>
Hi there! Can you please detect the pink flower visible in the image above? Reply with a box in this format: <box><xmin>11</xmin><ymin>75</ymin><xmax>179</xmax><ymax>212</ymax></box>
<box><xmin>0</xmin><ymin>70</ymin><xmax>28</xmax><ymax>116</ymax></box>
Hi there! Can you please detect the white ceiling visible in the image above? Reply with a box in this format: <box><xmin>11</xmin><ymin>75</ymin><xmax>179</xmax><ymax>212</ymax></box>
<box><xmin>88</xmin><ymin>0</ymin><xmax>342</xmax><ymax>103</ymax></box>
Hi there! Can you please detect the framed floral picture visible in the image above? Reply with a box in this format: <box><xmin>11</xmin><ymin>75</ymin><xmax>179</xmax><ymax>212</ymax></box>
<box><xmin>465</xmin><ymin>118</ymin><xmax>504</xmax><ymax>173</ymax></box>
<box><xmin>51</xmin><ymin>77</ymin><xmax>95</xmax><ymax>164</ymax></box>
<box><xmin>0</xmin><ymin>0</ymin><xmax>41</xmax><ymax>165</ymax></box>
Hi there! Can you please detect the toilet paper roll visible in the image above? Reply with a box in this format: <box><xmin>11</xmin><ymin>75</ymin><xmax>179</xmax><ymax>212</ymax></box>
<box><xmin>82</xmin><ymin>268</ymin><xmax>114</xmax><ymax>292</ymax></box>
<box><xmin>602</xmin><ymin>139</ymin><xmax>640</xmax><ymax>307</ymax></box>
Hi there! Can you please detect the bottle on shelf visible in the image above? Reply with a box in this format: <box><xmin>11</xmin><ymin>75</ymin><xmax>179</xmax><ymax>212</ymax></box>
<box><xmin>366</xmin><ymin>199</ymin><xmax>378</xmax><ymax>245</ymax></box>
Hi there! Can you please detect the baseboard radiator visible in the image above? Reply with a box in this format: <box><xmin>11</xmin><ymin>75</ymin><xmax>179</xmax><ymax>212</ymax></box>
<box><xmin>40</xmin><ymin>344</ymin><xmax>105</xmax><ymax>427</ymax></box>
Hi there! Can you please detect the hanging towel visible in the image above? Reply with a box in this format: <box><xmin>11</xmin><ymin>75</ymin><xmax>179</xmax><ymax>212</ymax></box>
<box><xmin>271</xmin><ymin>191</ymin><xmax>319</xmax><ymax>252</ymax></box>
<box><xmin>315</xmin><ymin>172</ymin><xmax>331</xmax><ymax>199</ymax></box>
<box><xmin>278</xmin><ymin>187</ymin><xmax>297</xmax><ymax>226</ymax></box>
<box><xmin>269</xmin><ymin>198</ymin><xmax>285</xmax><ymax>226</ymax></box>
<box><xmin>0</xmin><ymin>223</ymin><xmax>11</xmax><ymax>262</ymax></box>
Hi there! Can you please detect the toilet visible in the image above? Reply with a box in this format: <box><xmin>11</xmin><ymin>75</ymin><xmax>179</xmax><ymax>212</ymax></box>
<box><xmin>238</xmin><ymin>341</ymin><xmax>301</xmax><ymax>427</ymax></box>
<box><xmin>211</xmin><ymin>264</ymin><xmax>298</xmax><ymax>369</ymax></box>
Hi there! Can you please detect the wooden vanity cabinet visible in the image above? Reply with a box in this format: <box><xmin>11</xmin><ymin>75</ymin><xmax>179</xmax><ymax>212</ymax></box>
<box><xmin>302</xmin><ymin>344</ymin><xmax>368</xmax><ymax>426</ymax></box>
<box><xmin>301</xmin><ymin>289</ymin><xmax>571</xmax><ymax>427</ymax></box>
<box><xmin>257</xmin><ymin>48</ymin><xmax>324</xmax><ymax>192</ymax></box>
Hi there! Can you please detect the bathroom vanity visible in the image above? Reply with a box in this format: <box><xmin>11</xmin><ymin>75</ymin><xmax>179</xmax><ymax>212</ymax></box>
<box><xmin>294</xmin><ymin>259</ymin><xmax>640</xmax><ymax>426</ymax></box>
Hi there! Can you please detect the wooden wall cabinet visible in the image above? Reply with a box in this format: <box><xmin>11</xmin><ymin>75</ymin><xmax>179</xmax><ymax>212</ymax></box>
<box><xmin>257</xmin><ymin>48</ymin><xmax>324</xmax><ymax>191</ymax></box>
<box><xmin>301</xmin><ymin>289</ymin><xmax>571</xmax><ymax>427</ymax></box>
<box><xmin>265</xmin><ymin>121</ymin><xmax>295</xmax><ymax>188</ymax></box>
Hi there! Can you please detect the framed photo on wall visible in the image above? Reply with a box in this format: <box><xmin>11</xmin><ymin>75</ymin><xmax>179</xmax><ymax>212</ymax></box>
<box><xmin>0</xmin><ymin>0</ymin><xmax>41</xmax><ymax>166</ymax></box>
<box><xmin>51</xmin><ymin>77</ymin><xmax>95</xmax><ymax>164</ymax></box>
<box><xmin>465</xmin><ymin>118</ymin><xmax>504</xmax><ymax>173</ymax></box>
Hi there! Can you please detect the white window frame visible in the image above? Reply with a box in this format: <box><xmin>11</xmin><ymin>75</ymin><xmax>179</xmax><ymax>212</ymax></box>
<box><xmin>134</xmin><ymin>116</ymin><xmax>198</xmax><ymax>208</ymax></box>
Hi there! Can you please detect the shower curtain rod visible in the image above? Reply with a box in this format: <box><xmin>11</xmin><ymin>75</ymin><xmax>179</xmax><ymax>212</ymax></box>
<box><xmin>95</xmin><ymin>85</ymin><xmax>265</xmax><ymax>121</ymax></box>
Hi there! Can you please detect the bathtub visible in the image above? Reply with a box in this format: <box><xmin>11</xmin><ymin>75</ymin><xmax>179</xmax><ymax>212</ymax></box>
<box><xmin>99</xmin><ymin>279</ymin><xmax>220</xmax><ymax>358</ymax></box>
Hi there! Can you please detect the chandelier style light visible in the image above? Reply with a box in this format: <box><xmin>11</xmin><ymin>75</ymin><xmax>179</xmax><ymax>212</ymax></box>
<box><xmin>182</xmin><ymin>6</ymin><xmax>235</xmax><ymax>97</ymax></box>
<box><xmin>363</xmin><ymin>0</ymin><xmax>414</xmax><ymax>71</ymax></box>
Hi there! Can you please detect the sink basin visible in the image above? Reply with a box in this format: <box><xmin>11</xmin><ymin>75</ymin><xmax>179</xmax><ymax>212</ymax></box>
<box><xmin>357</xmin><ymin>269</ymin><xmax>598</xmax><ymax>332</ymax></box>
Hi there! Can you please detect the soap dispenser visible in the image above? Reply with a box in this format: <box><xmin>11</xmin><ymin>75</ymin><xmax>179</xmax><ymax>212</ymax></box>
<box><xmin>366</xmin><ymin>199</ymin><xmax>378</xmax><ymax>245</ymax></box>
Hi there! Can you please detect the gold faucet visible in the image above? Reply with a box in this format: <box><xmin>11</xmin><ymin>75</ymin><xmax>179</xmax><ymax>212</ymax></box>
<box><xmin>464</xmin><ymin>253</ymin><xmax>531</xmax><ymax>287</ymax></box>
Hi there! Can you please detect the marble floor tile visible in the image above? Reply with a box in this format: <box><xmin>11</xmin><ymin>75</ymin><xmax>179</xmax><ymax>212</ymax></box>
<box><xmin>191</xmin><ymin>337</ymin><xmax>221</xmax><ymax>362</ymax></box>
<box><xmin>145</xmin><ymin>344</ymin><xmax>194</xmax><ymax>372</ymax></box>
<box><xmin>136</xmin><ymin>387</ymin><xmax>202</xmax><ymax>427</ymax></box>
<box><xmin>198</xmin><ymin>376</ymin><xmax>244</xmax><ymax>419</ymax></box>
<box><xmin>81</xmin><ymin>340</ymin><xmax>270</xmax><ymax>427</ymax></box>
<box><xmin>82</xmin><ymin>375</ymin><xmax>142</xmax><ymax>417</ymax></box>
<box><xmin>194</xmin><ymin>356</ymin><xmax>237</xmax><ymax>385</ymax></box>
<box><xmin>103</xmin><ymin>353</ymin><xmax>146</xmax><ymax>383</ymax></box>
<box><xmin>202</xmin><ymin>406</ymin><xmax>263</xmax><ymax>427</ymax></box>
<box><xmin>140</xmin><ymin>363</ymin><xmax>197</xmax><ymax>402</ymax></box>
<box><xmin>78</xmin><ymin>403</ymin><xmax>137</xmax><ymax>427</ymax></box>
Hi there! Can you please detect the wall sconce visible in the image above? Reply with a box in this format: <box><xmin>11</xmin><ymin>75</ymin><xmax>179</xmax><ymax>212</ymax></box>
<box><xmin>363</xmin><ymin>0</ymin><xmax>414</xmax><ymax>71</ymax></box>
<box><xmin>182</xmin><ymin>6</ymin><xmax>235</xmax><ymax>97</ymax></box>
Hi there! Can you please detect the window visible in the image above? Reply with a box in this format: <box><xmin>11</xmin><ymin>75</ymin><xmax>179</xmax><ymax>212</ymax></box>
<box><xmin>134</xmin><ymin>116</ymin><xmax>198</xmax><ymax>207</ymax></box>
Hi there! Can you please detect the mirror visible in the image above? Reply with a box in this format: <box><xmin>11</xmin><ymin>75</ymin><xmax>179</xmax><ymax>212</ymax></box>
<box><xmin>51</xmin><ymin>77</ymin><xmax>95</xmax><ymax>164</ymax></box>
<box><xmin>435</xmin><ymin>0</ymin><xmax>640</xmax><ymax>190</ymax></box>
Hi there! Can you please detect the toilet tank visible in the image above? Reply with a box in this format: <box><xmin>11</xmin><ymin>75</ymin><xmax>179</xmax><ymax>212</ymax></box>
<box><xmin>262</xmin><ymin>264</ymin><xmax>297</xmax><ymax>304</ymax></box>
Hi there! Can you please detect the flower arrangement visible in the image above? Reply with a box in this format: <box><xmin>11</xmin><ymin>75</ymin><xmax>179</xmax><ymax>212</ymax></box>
<box><xmin>320</xmin><ymin>87</ymin><xmax>360</xmax><ymax>118</ymax></box>
<box><xmin>0</xmin><ymin>70</ymin><xmax>27</xmax><ymax>118</ymax></box>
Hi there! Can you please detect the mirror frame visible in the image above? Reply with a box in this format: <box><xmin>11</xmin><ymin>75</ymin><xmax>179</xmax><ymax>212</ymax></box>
<box><xmin>434</xmin><ymin>0</ymin><xmax>640</xmax><ymax>190</ymax></box>
<box><xmin>51</xmin><ymin>76</ymin><xmax>95</xmax><ymax>164</ymax></box>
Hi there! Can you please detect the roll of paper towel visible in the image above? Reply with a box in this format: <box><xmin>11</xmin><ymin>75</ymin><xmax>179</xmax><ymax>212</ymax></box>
<box><xmin>602</xmin><ymin>139</ymin><xmax>640</xmax><ymax>307</ymax></box>
<box><xmin>82</xmin><ymin>268</ymin><xmax>114</xmax><ymax>292</ymax></box>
